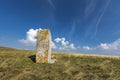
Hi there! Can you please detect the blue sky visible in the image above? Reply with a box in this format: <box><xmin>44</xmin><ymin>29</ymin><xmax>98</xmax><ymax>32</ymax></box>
<box><xmin>0</xmin><ymin>0</ymin><xmax>120</xmax><ymax>56</ymax></box>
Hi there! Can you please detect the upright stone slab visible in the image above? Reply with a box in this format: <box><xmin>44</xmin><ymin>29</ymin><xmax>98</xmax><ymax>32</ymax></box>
<box><xmin>36</xmin><ymin>29</ymin><xmax>54</xmax><ymax>63</ymax></box>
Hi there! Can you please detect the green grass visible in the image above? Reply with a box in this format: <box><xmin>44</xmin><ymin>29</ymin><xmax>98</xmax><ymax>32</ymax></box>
<box><xmin>0</xmin><ymin>46</ymin><xmax>120</xmax><ymax>80</ymax></box>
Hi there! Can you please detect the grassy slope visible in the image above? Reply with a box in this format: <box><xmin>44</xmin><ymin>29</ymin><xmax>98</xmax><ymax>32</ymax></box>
<box><xmin>0</xmin><ymin>47</ymin><xmax>120</xmax><ymax>80</ymax></box>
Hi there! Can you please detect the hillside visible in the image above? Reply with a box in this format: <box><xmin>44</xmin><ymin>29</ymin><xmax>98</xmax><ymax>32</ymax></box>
<box><xmin>0</xmin><ymin>46</ymin><xmax>120</xmax><ymax>80</ymax></box>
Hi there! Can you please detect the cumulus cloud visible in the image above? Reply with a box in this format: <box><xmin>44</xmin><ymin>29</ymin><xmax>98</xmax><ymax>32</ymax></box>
<box><xmin>69</xmin><ymin>43</ymin><xmax>76</xmax><ymax>50</ymax></box>
<box><xmin>19</xmin><ymin>28</ymin><xmax>77</xmax><ymax>50</ymax></box>
<box><xmin>82</xmin><ymin>38</ymin><xmax>120</xmax><ymax>52</ymax></box>
<box><xmin>99</xmin><ymin>38</ymin><xmax>120</xmax><ymax>50</ymax></box>
<box><xmin>51</xmin><ymin>41</ymin><xmax>57</xmax><ymax>49</ymax></box>
<box><xmin>19</xmin><ymin>28</ymin><xmax>41</xmax><ymax>46</ymax></box>
<box><xmin>54</xmin><ymin>37</ymin><xmax>77</xmax><ymax>50</ymax></box>
<box><xmin>54</xmin><ymin>37</ymin><xmax>61</xmax><ymax>43</ymax></box>
<box><xmin>55</xmin><ymin>37</ymin><xmax>69</xmax><ymax>47</ymax></box>
<box><xmin>99</xmin><ymin>43</ymin><xmax>109</xmax><ymax>50</ymax></box>
<box><xmin>19</xmin><ymin>28</ymin><xmax>57</xmax><ymax>49</ymax></box>
<box><xmin>83</xmin><ymin>46</ymin><xmax>93</xmax><ymax>50</ymax></box>
<box><xmin>18</xmin><ymin>28</ymin><xmax>120</xmax><ymax>55</ymax></box>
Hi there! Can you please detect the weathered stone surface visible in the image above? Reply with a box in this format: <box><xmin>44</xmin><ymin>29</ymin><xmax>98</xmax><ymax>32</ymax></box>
<box><xmin>36</xmin><ymin>29</ymin><xmax>55</xmax><ymax>63</ymax></box>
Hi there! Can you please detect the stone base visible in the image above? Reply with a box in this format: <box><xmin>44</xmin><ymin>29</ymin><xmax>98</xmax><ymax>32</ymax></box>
<box><xmin>36</xmin><ymin>57</ymin><xmax>56</xmax><ymax>63</ymax></box>
<box><xmin>36</xmin><ymin>57</ymin><xmax>48</xmax><ymax>63</ymax></box>
<box><xmin>48</xmin><ymin>59</ymin><xmax>56</xmax><ymax>63</ymax></box>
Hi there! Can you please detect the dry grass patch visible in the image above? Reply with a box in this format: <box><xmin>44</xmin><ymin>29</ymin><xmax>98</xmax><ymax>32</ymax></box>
<box><xmin>0</xmin><ymin>47</ymin><xmax>120</xmax><ymax>80</ymax></box>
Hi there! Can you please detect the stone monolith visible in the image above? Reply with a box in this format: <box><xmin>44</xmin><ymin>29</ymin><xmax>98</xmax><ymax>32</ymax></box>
<box><xmin>36</xmin><ymin>29</ymin><xmax>55</xmax><ymax>63</ymax></box>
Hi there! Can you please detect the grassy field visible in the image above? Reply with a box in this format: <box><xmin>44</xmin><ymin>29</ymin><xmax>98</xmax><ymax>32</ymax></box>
<box><xmin>0</xmin><ymin>46</ymin><xmax>120</xmax><ymax>80</ymax></box>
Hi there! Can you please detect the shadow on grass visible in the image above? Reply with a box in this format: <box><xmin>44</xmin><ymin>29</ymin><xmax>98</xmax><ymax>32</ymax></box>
<box><xmin>29</xmin><ymin>55</ymin><xmax>36</xmax><ymax>63</ymax></box>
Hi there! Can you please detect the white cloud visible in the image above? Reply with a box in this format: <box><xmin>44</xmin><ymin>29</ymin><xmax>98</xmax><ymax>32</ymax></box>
<box><xmin>61</xmin><ymin>38</ymin><xmax>69</xmax><ymax>46</ymax></box>
<box><xmin>18</xmin><ymin>28</ymin><xmax>120</xmax><ymax>55</ymax></box>
<box><xmin>19</xmin><ymin>28</ymin><xmax>41</xmax><ymax>46</ymax></box>
<box><xmin>54</xmin><ymin>38</ymin><xmax>62</xmax><ymax>43</ymax></box>
<box><xmin>69</xmin><ymin>43</ymin><xmax>76</xmax><ymax>50</ymax></box>
<box><xmin>83</xmin><ymin>46</ymin><xmax>93</xmax><ymax>50</ymax></box>
<box><xmin>54</xmin><ymin>37</ymin><xmax>69</xmax><ymax>47</ymax></box>
<box><xmin>99</xmin><ymin>43</ymin><xmax>109</xmax><ymax>50</ymax></box>
<box><xmin>19</xmin><ymin>29</ymin><xmax>77</xmax><ymax>51</ymax></box>
<box><xmin>19</xmin><ymin>28</ymin><xmax>57</xmax><ymax>49</ymax></box>
<box><xmin>58</xmin><ymin>47</ymin><xmax>64</xmax><ymax>50</ymax></box>
<box><xmin>82</xmin><ymin>38</ymin><xmax>120</xmax><ymax>51</ymax></box>
<box><xmin>51</xmin><ymin>41</ymin><xmax>57</xmax><ymax>49</ymax></box>
<box><xmin>99</xmin><ymin>38</ymin><xmax>120</xmax><ymax>50</ymax></box>
<box><xmin>54</xmin><ymin>37</ymin><xmax>77</xmax><ymax>50</ymax></box>
<box><xmin>76</xmin><ymin>38</ymin><xmax>120</xmax><ymax>55</ymax></box>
